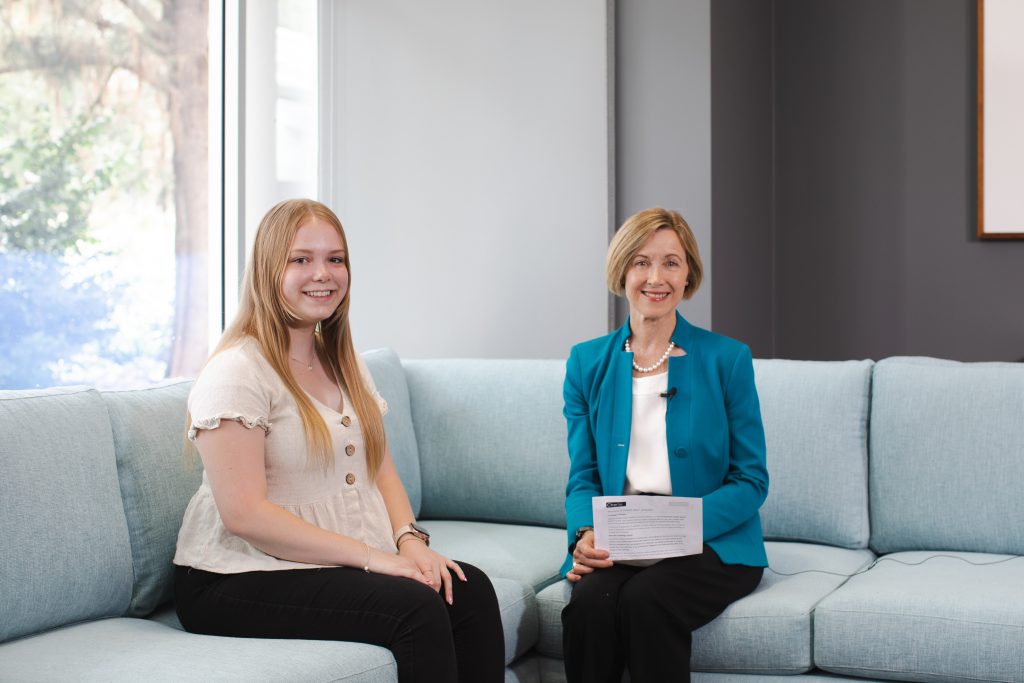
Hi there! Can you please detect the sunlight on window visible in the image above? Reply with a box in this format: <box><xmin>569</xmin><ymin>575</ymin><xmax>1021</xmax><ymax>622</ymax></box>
<box><xmin>0</xmin><ymin>0</ymin><xmax>209</xmax><ymax>389</ymax></box>
<box><xmin>244</xmin><ymin>0</ymin><xmax>318</xmax><ymax>229</ymax></box>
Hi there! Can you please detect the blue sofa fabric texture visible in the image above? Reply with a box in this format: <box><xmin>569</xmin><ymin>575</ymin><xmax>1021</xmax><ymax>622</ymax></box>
<box><xmin>101</xmin><ymin>380</ymin><xmax>202</xmax><ymax>616</ymax></box>
<box><xmin>815</xmin><ymin>551</ymin><xmax>1024</xmax><ymax>682</ymax></box>
<box><xmin>535</xmin><ymin>541</ymin><xmax>876</xmax><ymax>674</ymax></box>
<box><xmin>2</xmin><ymin>352</ymin><xmax>1023</xmax><ymax>682</ymax></box>
<box><xmin>754</xmin><ymin>359</ymin><xmax>871</xmax><ymax>549</ymax></box>
<box><xmin>869</xmin><ymin>357</ymin><xmax>1024</xmax><ymax>556</ymax></box>
<box><xmin>403</xmin><ymin>358</ymin><xmax>568</xmax><ymax>528</ymax></box>
<box><xmin>361</xmin><ymin>348</ymin><xmax>423</xmax><ymax>516</ymax></box>
<box><xmin>0</xmin><ymin>387</ymin><xmax>134</xmax><ymax>643</ymax></box>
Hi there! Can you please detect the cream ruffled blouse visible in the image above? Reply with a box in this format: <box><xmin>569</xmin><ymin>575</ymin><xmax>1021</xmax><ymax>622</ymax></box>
<box><xmin>173</xmin><ymin>338</ymin><xmax>395</xmax><ymax>573</ymax></box>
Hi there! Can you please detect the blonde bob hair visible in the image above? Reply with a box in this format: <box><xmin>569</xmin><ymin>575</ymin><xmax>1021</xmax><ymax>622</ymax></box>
<box><xmin>202</xmin><ymin>198</ymin><xmax>386</xmax><ymax>478</ymax></box>
<box><xmin>606</xmin><ymin>207</ymin><xmax>703</xmax><ymax>299</ymax></box>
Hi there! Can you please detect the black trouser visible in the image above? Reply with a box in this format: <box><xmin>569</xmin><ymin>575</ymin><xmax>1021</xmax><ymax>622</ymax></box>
<box><xmin>174</xmin><ymin>561</ymin><xmax>504</xmax><ymax>683</ymax></box>
<box><xmin>561</xmin><ymin>545</ymin><xmax>763</xmax><ymax>683</ymax></box>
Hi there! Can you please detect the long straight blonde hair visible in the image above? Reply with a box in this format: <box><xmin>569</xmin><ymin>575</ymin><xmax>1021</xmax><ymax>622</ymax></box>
<box><xmin>204</xmin><ymin>199</ymin><xmax>386</xmax><ymax>477</ymax></box>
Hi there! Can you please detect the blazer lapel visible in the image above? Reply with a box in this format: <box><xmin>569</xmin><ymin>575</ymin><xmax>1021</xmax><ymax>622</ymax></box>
<box><xmin>667</xmin><ymin>312</ymin><xmax>694</xmax><ymax>495</ymax></box>
<box><xmin>606</xmin><ymin>323</ymin><xmax>633</xmax><ymax>496</ymax></box>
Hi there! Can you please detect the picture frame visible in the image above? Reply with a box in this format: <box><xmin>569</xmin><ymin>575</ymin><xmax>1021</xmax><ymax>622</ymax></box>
<box><xmin>978</xmin><ymin>0</ymin><xmax>1024</xmax><ymax>239</ymax></box>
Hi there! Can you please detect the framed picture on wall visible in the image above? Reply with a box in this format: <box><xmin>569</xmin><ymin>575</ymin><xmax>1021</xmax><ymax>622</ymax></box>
<box><xmin>978</xmin><ymin>0</ymin><xmax>1024</xmax><ymax>239</ymax></box>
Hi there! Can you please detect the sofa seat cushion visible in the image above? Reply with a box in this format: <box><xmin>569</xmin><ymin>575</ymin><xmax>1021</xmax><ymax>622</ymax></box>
<box><xmin>533</xmin><ymin>660</ymin><xmax>887</xmax><ymax>683</ymax></box>
<box><xmin>428</xmin><ymin>520</ymin><xmax>567</xmax><ymax>663</ymax></box>
<box><xmin>814</xmin><ymin>550</ymin><xmax>1024</xmax><ymax>682</ymax></box>
<box><xmin>534</xmin><ymin>541</ymin><xmax>874</xmax><ymax>674</ymax></box>
<box><xmin>491</xmin><ymin>576</ymin><xmax>540</xmax><ymax>666</ymax></box>
<box><xmin>533</xmin><ymin>654</ymin><xmax>886</xmax><ymax>683</ymax></box>
<box><xmin>427</xmin><ymin>520</ymin><xmax>566</xmax><ymax>592</ymax></box>
<box><xmin>0</xmin><ymin>569</ymin><xmax>540</xmax><ymax>683</ymax></box>
<box><xmin>0</xmin><ymin>616</ymin><xmax>396</xmax><ymax>683</ymax></box>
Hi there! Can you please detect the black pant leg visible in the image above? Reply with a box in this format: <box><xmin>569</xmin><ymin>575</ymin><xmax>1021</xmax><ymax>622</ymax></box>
<box><xmin>445</xmin><ymin>562</ymin><xmax>505</xmax><ymax>683</ymax></box>
<box><xmin>174</xmin><ymin>562</ymin><xmax>503</xmax><ymax>683</ymax></box>
<box><xmin>618</xmin><ymin>547</ymin><xmax>764</xmax><ymax>683</ymax></box>
<box><xmin>561</xmin><ymin>563</ymin><xmax>640</xmax><ymax>683</ymax></box>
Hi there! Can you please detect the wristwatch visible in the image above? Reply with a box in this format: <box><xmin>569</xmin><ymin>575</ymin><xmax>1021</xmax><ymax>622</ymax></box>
<box><xmin>569</xmin><ymin>526</ymin><xmax>594</xmax><ymax>552</ymax></box>
<box><xmin>394</xmin><ymin>522</ymin><xmax>430</xmax><ymax>547</ymax></box>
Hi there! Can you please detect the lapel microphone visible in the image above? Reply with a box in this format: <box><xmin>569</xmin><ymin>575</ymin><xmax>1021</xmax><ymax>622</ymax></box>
<box><xmin>660</xmin><ymin>387</ymin><xmax>677</xmax><ymax>400</ymax></box>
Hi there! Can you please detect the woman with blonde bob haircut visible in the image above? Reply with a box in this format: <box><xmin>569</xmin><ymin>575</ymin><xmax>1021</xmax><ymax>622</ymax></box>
<box><xmin>560</xmin><ymin>207</ymin><xmax>769</xmax><ymax>682</ymax></box>
<box><xmin>605</xmin><ymin>208</ymin><xmax>704</xmax><ymax>300</ymax></box>
<box><xmin>173</xmin><ymin>199</ymin><xmax>503</xmax><ymax>682</ymax></box>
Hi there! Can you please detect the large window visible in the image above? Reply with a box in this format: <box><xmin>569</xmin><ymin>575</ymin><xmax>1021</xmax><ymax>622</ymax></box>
<box><xmin>220</xmin><ymin>0</ymin><xmax>319</xmax><ymax>326</ymax></box>
<box><xmin>0</xmin><ymin>0</ymin><xmax>211</xmax><ymax>389</ymax></box>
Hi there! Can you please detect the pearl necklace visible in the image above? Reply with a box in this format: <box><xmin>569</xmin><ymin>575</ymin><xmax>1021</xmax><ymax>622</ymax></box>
<box><xmin>624</xmin><ymin>338</ymin><xmax>675</xmax><ymax>373</ymax></box>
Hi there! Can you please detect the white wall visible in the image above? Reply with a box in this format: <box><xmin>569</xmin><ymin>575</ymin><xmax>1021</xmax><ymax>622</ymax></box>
<box><xmin>324</xmin><ymin>0</ymin><xmax>612</xmax><ymax>359</ymax></box>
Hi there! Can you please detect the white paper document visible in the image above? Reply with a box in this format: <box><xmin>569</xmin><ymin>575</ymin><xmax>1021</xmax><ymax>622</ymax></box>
<box><xmin>592</xmin><ymin>495</ymin><xmax>703</xmax><ymax>561</ymax></box>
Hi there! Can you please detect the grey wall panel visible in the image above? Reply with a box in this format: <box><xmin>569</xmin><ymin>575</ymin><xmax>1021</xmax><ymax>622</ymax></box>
<box><xmin>897</xmin><ymin>1</ymin><xmax>1024</xmax><ymax>361</ymax></box>
<box><xmin>616</xmin><ymin>0</ymin><xmax>713</xmax><ymax>330</ymax></box>
<box><xmin>772</xmin><ymin>0</ymin><xmax>1024</xmax><ymax>361</ymax></box>
<box><xmin>774</xmin><ymin>0</ymin><xmax>907</xmax><ymax>361</ymax></box>
<box><xmin>710</xmin><ymin>0</ymin><xmax>775</xmax><ymax>357</ymax></box>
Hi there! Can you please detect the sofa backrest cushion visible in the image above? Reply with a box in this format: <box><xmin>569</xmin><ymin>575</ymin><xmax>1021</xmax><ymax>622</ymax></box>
<box><xmin>869</xmin><ymin>357</ymin><xmax>1024</xmax><ymax>554</ymax></box>
<box><xmin>404</xmin><ymin>359</ymin><xmax>568</xmax><ymax>527</ymax></box>
<box><xmin>362</xmin><ymin>348</ymin><xmax>422</xmax><ymax>515</ymax></box>
<box><xmin>101</xmin><ymin>380</ymin><xmax>201</xmax><ymax>617</ymax></box>
<box><xmin>754</xmin><ymin>359</ymin><xmax>873</xmax><ymax>549</ymax></box>
<box><xmin>0</xmin><ymin>387</ymin><xmax>133</xmax><ymax>642</ymax></box>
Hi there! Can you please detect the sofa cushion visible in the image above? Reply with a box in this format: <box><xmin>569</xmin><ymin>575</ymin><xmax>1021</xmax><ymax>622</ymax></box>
<box><xmin>0</xmin><ymin>387</ymin><xmax>134</xmax><ymax>643</ymax></box>
<box><xmin>0</xmin><ymin>571</ymin><xmax>537</xmax><ymax>683</ymax></box>
<box><xmin>505</xmin><ymin>653</ymin><xmax>542</xmax><ymax>682</ymax></box>
<box><xmin>403</xmin><ymin>359</ymin><xmax>568</xmax><ymax>527</ymax></box>
<box><xmin>362</xmin><ymin>349</ymin><xmax>422</xmax><ymax>515</ymax></box>
<box><xmin>531</xmin><ymin>658</ymin><xmax>885</xmax><ymax>683</ymax></box>
<box><xmin>492</xmin><ymin>576</ymin><xmax>539</xmax><ymax>666</ymax></box>
<box><xmin>0</xmin><ymin>616</ymin><xmax>396</xmax><ymax>682</ymax></box>
<box><xmin>101</xmin><ymin>381</ymin><xmax>201</xmax><ymax>617</ymax></box>
<box><xmin>534</xmin><ymin>541</ymin><xmax>875</xmax><ymax>674</ymax></box>
<box><xmin>870</xmin><ymin>357</ymin><xmax>1024</xmax><ymax>554</ymax></box>
<box><xmin>814</xmin><ymin>550</ymin><xmax>1024</xmax><ymax>682</ymax></box>
<box><xmin>427</xmin><ymin>520</ymin><xmax>566</xmax><ymax>592</ymax></box>
<box><xmin>753</xmin><ymin>359</ymin><xmax>872</xmax><ymax>549</ymax></box>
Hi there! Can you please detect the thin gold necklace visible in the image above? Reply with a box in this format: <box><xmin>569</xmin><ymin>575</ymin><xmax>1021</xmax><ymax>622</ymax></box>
<box><xmin>289</xmin><ymin>347</ymin><xmax>315</xmax><ymax>371</ymax></box>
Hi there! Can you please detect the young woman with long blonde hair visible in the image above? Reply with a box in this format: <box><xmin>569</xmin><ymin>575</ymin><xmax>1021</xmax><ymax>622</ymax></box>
<box><xmin>173</xmin><ymin>199</ymin><xmax>503</xmax><ymax>682</ymax></box>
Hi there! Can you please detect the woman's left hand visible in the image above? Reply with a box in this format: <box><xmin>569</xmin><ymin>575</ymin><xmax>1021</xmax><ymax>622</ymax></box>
<box><xmin>398</xmin><ymin>539</ymin><xmax>467</xmax><ymax>604</ymax></box>
<box><xmin>566</xmin><ymin>529</ymin><xmax>613</xmax><ymax>583</ymax></box>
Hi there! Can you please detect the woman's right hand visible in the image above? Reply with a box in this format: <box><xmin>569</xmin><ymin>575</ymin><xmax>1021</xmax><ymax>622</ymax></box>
<box><xmin>566</xmin><ymin>529</ymin><xmax>613</xmax><ymax>583</ymax></box>
<box><xmin>367</xmin><ymin>547</ymin><xmax>433</xmax><ymax>586</ymax></box>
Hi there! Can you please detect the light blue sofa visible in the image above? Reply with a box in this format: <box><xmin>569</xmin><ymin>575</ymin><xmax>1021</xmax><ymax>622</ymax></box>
<box><xmin>1</xmin><ymin>351</ymin><xmax>1022</xmax><ymax>682</ymax></box>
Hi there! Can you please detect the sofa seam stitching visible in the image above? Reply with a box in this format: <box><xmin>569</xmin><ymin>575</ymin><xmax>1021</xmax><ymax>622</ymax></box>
<box><xmin>816</xmin><ymin>608</ymin><xmax>1024</xmax><ymax>628</ymax></box>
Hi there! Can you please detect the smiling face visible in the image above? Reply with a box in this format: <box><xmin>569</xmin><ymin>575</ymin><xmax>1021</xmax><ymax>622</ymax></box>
<box><xmin>280</xmin><ymin>217</ymin><xmax>349</xmax><ymax>328</ymax></box>
<box><xmin>623</xmin><ymin>228</ymin><xmax>690</xmax><ymax>322</ymax></box>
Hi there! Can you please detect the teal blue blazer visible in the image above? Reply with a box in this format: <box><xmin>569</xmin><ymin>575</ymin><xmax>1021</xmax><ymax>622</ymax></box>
<box><xmin>561</xmin><ymin>312</ymin><xmax>769</xmax><ymax>576</ymax></box>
